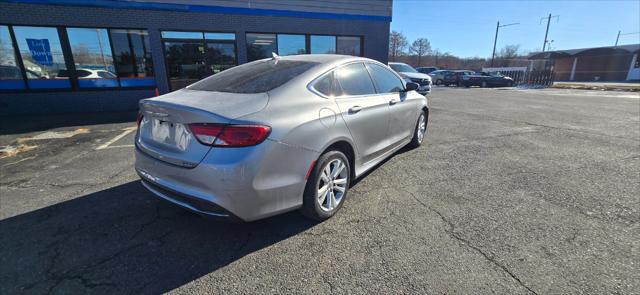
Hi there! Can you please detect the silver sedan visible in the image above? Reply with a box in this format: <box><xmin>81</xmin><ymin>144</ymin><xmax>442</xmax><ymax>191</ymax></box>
<box><xmin>135</xmin><ymin>54</ymin><xmax>429</xmax><ymax>221</ymax></box>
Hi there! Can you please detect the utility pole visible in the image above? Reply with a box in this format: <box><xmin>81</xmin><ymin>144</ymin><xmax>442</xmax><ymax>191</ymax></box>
<box><xmin>615</xmin><ymin>31</ymin><xmax>640</xmax><ymax>46</ymax></box>
<box><xmin>541</xmin><ymin>13</ymin><xmax>559</xmax><ymax>52</ymax></box>
<box><xmin>491</xmin><ymin>21</ymin><xmax>519</xmax><ymax>67</ymax></box>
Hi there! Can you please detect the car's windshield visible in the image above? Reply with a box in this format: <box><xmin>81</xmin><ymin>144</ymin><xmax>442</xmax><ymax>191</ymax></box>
<box><xmin>389</xmin><ymin>63</ymin><xmax>418</xmax><ymax>73</ymax></box>
<box><xmin>188</xmin><ymin>60</ymin><xmax>319</xmax><ymax>93</ymax></box>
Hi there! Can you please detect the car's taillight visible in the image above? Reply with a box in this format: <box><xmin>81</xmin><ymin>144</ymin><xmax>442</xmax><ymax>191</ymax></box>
<box><xmin>189</xmin><ymin>123</ymin><xmax>271</xmax><ymax>147</ymax></box>
<box><xmin>136</xmin><ymin>112</ymin><xmax>143</xmax><ymax>127</ymax></box>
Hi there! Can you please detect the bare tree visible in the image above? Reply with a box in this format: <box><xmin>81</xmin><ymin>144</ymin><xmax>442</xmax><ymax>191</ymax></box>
<box><xmin>388</xmin><ymin>31</ymin><xmax>408</xmax><ymax>62</ymax></box>
<box><xmin>409</xmin><ymin>38</ymin><xmax>431</xmax><ymax>66</ymax></box>
<box><xmin>496</xmin><ymin>44</ymin><xmax>521</xmax><ymax>67</ymax></box>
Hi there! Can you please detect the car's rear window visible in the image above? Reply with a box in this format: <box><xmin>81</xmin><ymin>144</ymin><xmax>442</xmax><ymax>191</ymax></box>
<box><xmin>187</xmin><ymin>60</ymin><xmax>320</xmax><ymax>93</ymax></box>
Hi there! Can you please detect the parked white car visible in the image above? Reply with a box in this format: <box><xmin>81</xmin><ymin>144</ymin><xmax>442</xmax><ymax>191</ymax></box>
<box><xmin>388</xmin><ymin>62</ymin><xmax>432</xmax><ymax>95</ymax></box>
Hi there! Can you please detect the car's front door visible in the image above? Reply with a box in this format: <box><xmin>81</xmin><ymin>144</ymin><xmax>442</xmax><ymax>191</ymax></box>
<box><xmin>366</xmin><ymin>63</ymin><xmax>417</xmax><ymax>147</ymax></box>
<box><xmin>333</xmin><ymin>62</ymin><xmax>391</xmax><ymax>164</ymax></box>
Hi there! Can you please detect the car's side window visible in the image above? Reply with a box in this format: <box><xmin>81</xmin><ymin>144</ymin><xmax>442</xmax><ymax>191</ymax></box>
<box><xmin>366</xmin><ymin>63</ymin><xmax>405</xmax><ymax>94</ymax></box>
<box><xmin>313</xmin><ymin>71</ymin><xmax>335</xmax><ymax>96</ymax></box>
<box><xmin>334</xmin><ymin>63</ymin><xmax>376</xmax><ymax>97</ymax></box>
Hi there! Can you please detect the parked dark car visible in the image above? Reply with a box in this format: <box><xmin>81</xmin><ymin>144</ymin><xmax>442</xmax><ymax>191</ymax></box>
<box><xmin>443</xmin><ymin>70</ymin><xmax>474</xmax><ymax>86</ymax></box>
<box><xmin>416</xmin><ymin>67</ymin><xmax>438</xmax><ymax>74</ymax></box>
<box><xmin>461</xmin><ymin>72</ymin><xmax>514</xmax><ymax>88</ymax></box>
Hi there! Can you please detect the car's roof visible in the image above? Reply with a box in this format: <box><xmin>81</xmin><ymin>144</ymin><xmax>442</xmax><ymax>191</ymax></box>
<box><xmin>275</xmin><ymin>54</ymin><xmax>359</xmax><ymax>64</ymax></box>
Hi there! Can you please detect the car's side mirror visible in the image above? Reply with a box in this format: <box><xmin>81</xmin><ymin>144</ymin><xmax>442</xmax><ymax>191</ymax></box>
<box><xmin>404</xmin><ymin>82</ymin><xmax>419</xmax><ymax>92</ymax></box>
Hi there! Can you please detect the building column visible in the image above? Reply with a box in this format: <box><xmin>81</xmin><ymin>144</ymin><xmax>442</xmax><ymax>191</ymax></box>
<box><xmin>570</xmin><ymin>57</ymin><xmax>578</xmax><ymax>81</ymax></box>
<box><xmin>627</xmin><ymin>53</ymin><xmax>639</xmax><ymax>81</ymax></box>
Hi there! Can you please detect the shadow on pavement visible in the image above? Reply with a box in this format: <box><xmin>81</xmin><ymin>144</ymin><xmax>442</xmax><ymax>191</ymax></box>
<box><xmin>0</xmin><ymin>181</ymin><xmax>318</xmax><ymax>293</ymax></box>
<box><xmin>0</xmin><ymin>111</ymin><xmax>137</xmax><ymax>135</ymax></box>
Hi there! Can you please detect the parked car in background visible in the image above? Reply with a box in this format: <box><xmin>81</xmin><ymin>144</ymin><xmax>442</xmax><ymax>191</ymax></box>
<box><xmin>388</xmin><ymin>62</ymin><xmax>432</xmax><ymax>95</ymax></box>
<box><xmin>428</xmin><ymin>70</ymin><xmax>453</xmax><ymax>85</ymax></box>
<box><xmin>416</xmin><ymin>66</ymin><xmax>438</xmax><ymax>74</ymax></box>
<box><xmin>135</xmin><ymin>55</ymin><xmax>429</xmax><ymax>222</ymax></box>
<box><xmin>443</xmin><ymin>70</ymin><xmax>474</xmax><ymax>86</ymax></box>
<box><xmin>461</xmin><ymin>72</ymin><xmax>514</xmax><ymax>88</ymax></box>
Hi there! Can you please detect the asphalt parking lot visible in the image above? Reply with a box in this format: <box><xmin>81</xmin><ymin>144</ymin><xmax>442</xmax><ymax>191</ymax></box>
<box><xmin>1</xmin><ymin>87</ymin><xmax>638</xmax><ymax>294</ymax></box>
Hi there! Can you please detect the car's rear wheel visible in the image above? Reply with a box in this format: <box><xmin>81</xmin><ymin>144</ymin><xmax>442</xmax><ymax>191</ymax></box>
<box><xmin>407</xmin><ymin>111</ymin><xmax>427</xmax><ymax>149</ymax></box>
<box><xmin>301</xmin><ymin>150</ymin><xmax>351</xmax><ymax>221</ymax></box>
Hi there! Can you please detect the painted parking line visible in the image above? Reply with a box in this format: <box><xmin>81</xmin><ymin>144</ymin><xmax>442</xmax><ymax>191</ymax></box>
<box><xmin>96</xmin><ymin>126</ymin><xmax>137</xmax><ymax>150</ymax></box>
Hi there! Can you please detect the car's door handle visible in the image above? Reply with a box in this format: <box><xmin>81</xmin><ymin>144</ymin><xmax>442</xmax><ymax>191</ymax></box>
<box><xmin>389</xmin><ymin>98</ymin><xmax>399</xmax><ymax>105</ymax></box>
<box><xmin>348</xmin><ymin>106</ymin><xmax>362</xmax><ymax>114</ymax></box>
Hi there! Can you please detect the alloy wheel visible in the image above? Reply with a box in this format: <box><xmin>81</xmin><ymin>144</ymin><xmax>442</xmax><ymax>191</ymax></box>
<box><xmin>317</xmin><ymin>159</ymin><xmax>348</xmax><ymax>211</ymax></box>
<box><xmin>417</xmin><ymin>113</ymin><xmax>426</xmax><ymax>143</ymax></box>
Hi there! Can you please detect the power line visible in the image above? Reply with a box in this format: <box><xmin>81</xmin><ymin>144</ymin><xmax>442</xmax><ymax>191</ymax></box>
<box><xmin>540</xmin><ymin>13</ymin><xmax>559</xmax><ymax>52</ymax></box>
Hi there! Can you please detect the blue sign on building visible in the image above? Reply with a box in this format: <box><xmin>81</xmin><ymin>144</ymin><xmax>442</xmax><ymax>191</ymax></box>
<box><xmin>26</xmin><ymin>38</ymin><xmax>53</xmax><ymax>66</ymax></box>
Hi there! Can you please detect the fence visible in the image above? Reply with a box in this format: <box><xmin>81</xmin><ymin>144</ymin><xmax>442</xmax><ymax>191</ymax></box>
<box><xmin>483</xmin><ymin>67</ymin><xmax>555</xmax><ymax>87</ymax></box>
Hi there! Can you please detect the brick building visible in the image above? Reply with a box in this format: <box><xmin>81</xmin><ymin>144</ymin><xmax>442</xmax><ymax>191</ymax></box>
<box><xmin>528</xmin><ymin>44</ymin><xmax>640</xmax><ymax>82</ymax></box>
<box><xmin>0</xmin><ymin>0</ymin><xmax>392</xmax><ymax>117</ymax></box>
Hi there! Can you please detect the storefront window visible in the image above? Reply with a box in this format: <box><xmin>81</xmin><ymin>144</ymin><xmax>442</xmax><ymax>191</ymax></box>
<box><xmin>110</xmin><ymin>29</ymin><xmax>155</xmax><ymax>87</ymax></box>
<box><xmin>161</xmin><ymin>31</ymin><xmax>203</xmax><ymax>39</ymax></box>
<box><xmin>0</xmin><ymin>25</ymin><xmax>25</xmax><ymax>89</ymax></box>
<box><xmin>12</xmin><ymin>26</ymin><xmax>71</xmax><ymax>89</ymax></box>
<box><xmin>205</xmin><ymin>33</ymin><xmax>235</xmax><ymax>40</ymax></box>
<box><xmin>277</xmin><ymin>34</ymin><xmax>306</xmax><ymax>56</ymax></box>
<box><xmin>67</xmin><ymin>28</ymin><xmax>118</xmax><ymax>88</ymax></box>
<box><xmin>337</xmin><ymin>36</ymin><xmax>362</xmax><ymax>56</ymax></box>
<box><xmin>246</xmin><ymin>33</ymin><xmax>276</xmax><ymax>62</ymax></box>
<box><xmin>310</xmin><ymin>35</ymin><xmax>336</xmax><ymax>54</ymax></box>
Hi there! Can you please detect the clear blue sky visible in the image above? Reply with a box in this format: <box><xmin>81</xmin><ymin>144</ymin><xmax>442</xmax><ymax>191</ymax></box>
<box><xmin>391</xmin><ymin>0</ymin><xmax>640</xmax><ymax>58</ymax></box>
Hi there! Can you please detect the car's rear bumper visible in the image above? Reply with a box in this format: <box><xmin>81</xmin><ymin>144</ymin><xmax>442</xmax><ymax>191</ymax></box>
<box><xmin>135</xmin><ymin>139</ymin><xmax>319</xmax><ymax>222</ymax></box>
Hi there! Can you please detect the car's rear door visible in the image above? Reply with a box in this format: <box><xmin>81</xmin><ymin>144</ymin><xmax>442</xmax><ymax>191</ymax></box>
<box><xmin>365</xmin><ymin>63</ymin><xmax>416</xmax><ymax>147</ymax></box>
<box><xmin>332</xmin><ymin>62</ymin><xmax>390</xmax><ymax>164</ymax></box>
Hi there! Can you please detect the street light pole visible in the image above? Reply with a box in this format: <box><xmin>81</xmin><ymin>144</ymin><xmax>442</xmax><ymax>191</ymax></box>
<box><xmin>491</xmin><ymin>21</ymin><xmax>519</xmax><ymax>67</ymax></box>
<box><xmin>491</xmin><ymin>21</ymin><xmax>499</xmax><ymax>67</ymax></box>
<box><xmin>615</xmin><ymin>30</ymin><xmax>621</xmax><ymax>47</ymax></box>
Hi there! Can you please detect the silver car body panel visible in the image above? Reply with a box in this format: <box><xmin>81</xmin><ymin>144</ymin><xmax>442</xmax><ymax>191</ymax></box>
<box><xmin>135</xmin><ymin>54</ymin><xmax>428</xmax><ymax>221</ymax></box>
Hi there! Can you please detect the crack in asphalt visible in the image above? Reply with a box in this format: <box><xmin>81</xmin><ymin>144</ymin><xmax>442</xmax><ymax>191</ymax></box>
<box><xmin>398</xmin><ymin>188</ymin><xmax>539</xmax><ymax>295</ymax></box>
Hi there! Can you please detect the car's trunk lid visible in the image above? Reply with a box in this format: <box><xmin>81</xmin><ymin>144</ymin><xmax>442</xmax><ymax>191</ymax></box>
<box><xmin>137</xmin><ymin>89</ymin><xmax>269</xmax><ymax>168</ymax></box>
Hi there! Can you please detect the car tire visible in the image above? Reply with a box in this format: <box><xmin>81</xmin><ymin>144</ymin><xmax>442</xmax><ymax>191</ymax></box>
<box><xmin>300</xmin><ymin>150</ymin><xmax>351</xmax><ymax>221</ymax></box>
<box><xmin>481</xmin><ymin>81</ymin><xmax>487</xmax><ymax>88</ymax></box>
<box><xmin>436</xmin><ymin>79</ymin><xmax>443</xmax><ymax>86</ymax></box>
<box><xmin>407</xmin><ymin>111</ymin><xmax>427</xmax><ymax>149</ymax></box>
<box><xmin>457</xmin><ymin>81</ymin><xmax>463</xmax><ymax>87</ymax></box>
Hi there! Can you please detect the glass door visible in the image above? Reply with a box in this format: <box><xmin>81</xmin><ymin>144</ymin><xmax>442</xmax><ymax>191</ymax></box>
<box><xmin>164</xmin><ymin>41</ymin><xmax>207</xmax><ymax>91</ymax></box>
<box><xmin>162</xmin><ymin>31</ymin><xmax>237</xmax><ymax>91</ymax></box>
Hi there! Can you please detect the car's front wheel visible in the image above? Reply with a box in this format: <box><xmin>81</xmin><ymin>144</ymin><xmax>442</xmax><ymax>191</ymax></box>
<box><xmin>301</xmin><ymin>150</ymin><xmax>351</xmax><ymax>221</ymax></box>
<box><xmin>436</xmin><ymin>79</ymin><xmax>443</xmax><ymax>86</ymax></box>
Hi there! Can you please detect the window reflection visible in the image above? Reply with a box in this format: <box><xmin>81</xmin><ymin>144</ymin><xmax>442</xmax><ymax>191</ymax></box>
<box><xmin>111</xmin><ymin>29</ymin><xmax>155</xmax><ymax>87</ymax></box>
<box><xmin>0</xmin><ymin>25</ymin><xmax>25</xmax><ymax>89</ymax></box>
<box><xmin>337</xmin><ymin>36</ymin><xmax>362</xmax><ymax>56</ymax></box>
<box><xmin>310</xmin><ymin>35</ymin><xmax>336</xmax><ymax>54</ymax></box>
<box><xmin>67</xmin><ymin>28</ymin><xmax>118</xmax><ymax>88</ymax></box>
<box><xmin>246</xmin><ymin>33</ymin><xmax>276</xmax><ymax>61</ymax></box>
<box><xmin>13</xmin><ymin>26</ymin><xmax>70</xmax><ymax>89</ymax></box>
<box><xmin>277</xmin><ymin>34</ymin><xmax>306</xmax><ymax>56</ymax></box>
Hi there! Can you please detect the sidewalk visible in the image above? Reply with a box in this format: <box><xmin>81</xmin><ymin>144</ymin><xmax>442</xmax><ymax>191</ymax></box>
<box><xmin>552</xmin><ymin>81</ymin><xmax>640</xmax><ymax>91</ymax></box>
